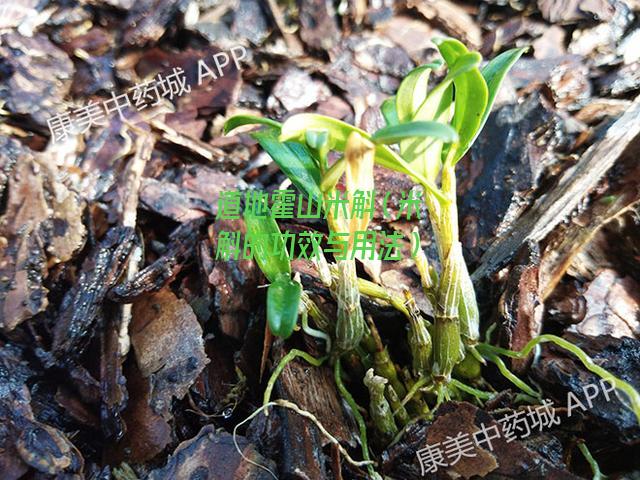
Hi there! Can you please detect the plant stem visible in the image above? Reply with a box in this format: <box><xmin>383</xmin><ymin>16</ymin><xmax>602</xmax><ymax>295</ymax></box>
<box><xmin>478</xmin><ymin>335</ymin><xmax>640</xmax><ymax>424</ymax></box>
<box><xmin>450</xmin><ymin>378</ymin><xmax>496</xmax><ymax>402</ymax></box>
<box><xmin>263</xmin><ymin>349</ymin><xmax>327</xmax><ymax>408</ymax></box>
<box><xmin>481</xmin><ymin>351</ymin><xmax>541</xmax><ymax>400</ymax></box>
<box><xmin>577</xmin><ymin>440</ymin><xmax>607</xmax><ymax>480</ymax></box>
<box><xmin>421</xmin><ymin>160</ymin><xmax>480</xmax><ymax>382</ymax></box>
<box><xmin>334</xmin><ymin>358</ymin><xmax>378</xmax><ymax>479</ymax></box>
<box><xmin>397</xmin><ymin>376</ymin><xmax>430</xmax><ymax>413</ymax></box>
<box><xmin>300</xmin><ymin>307</ymin><xmax>331</xmax><ymax>353</ymax></box>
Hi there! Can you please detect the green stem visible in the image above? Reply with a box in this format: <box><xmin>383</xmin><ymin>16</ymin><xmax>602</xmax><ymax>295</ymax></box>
<box><xmin>577</xmin><ymin>440</ymin><xmax>607</xmax><ymax>480</ymax></box>
<box><xmin>396</xmin><ymin>377</ymin><xmax>430</xmax><ymax>414</ymax></box>
<box><xmin>301</xmin><ymin>308</ymin><xmax>331</xmax><ymax>354</ymax></box>
<box><xmin>334</xmin><ymin>359</ymin><xmax>377</xmax><ymax>479</ymax></box>
<box><xmin>481</xmin><ymin>351</ymin><xmax>541</xmax><ymax>400</ymax></box>
<box><xmin>450</xmin><ymin>378</ymin><xmax>495</xmax><ymax>402</ymax></box>
<box><xmin>264</xmin><ymin>349</ymin><xmax>327</xmax><ymax>407</ymax></box>
<box><xmin>478</xmin><ymin>334</ymin><xmax>640</xmax><ymax>424</ymax></box>
<box><xmin>354</xmin><ymin>275</ymin><xmax>411</xmax><ymax>319</ymax></box>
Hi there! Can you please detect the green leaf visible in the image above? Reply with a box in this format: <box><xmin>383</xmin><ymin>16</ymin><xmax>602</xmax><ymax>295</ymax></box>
<box><xmin>267</xmin><ymin>275</ymin><xmax>302</xmax><ymax>338</ymax></box>
<box><xmin>398</xmin><ymin>53</ymin><xmax>479</xmax><ymax>181</ymax></box>
<box><xmin>279</xmin><ymin>113</ymin><xmax>447</xmax><ymax>202</ymax></box>
<box><xmin>403</xmin><ymin>85</ymin><xmax>453</xmax><ymax>181</ymax></box>
<box><xmin>252</xmin><ymin>129</ymin><xmax>322</xmax><ymax>201</ymax></box>
<box><xmin>432</xmin><ymin>37</ymin><xmax>467</xmax><ymax>63</ymax></box>
<box><xmin>244</xmin><ymin>208</ymin><xmax>291</xmax><ymax>283</ymax></box>
<box><xmin>279</xmin><ymin>114</ymin><xmax>410</xmax><ymax>178</ymax></box>
<box><xmin>280</xmin><ymin>113</ymin><xmax>368</xmax><ymax>150</ymax></box>
<box><xmin>412</xmin><ymin>52</ymin><xmax>480</xmax><ymax>129</ymax></box>
<box><xmin>371</xmin><ymin>121</ymin><xmax>458</xmax><ymax>145</ymax></box>
<box><xmin>434</xmin><ymin>38</ymin><xmax>489</xmax><ymax>164</ymax></box>
<box><xmin>224</xmin><ymin>115</ymin><xmax>282</xmax><ymax>134</ymax></box>
<box><xmin>381</xmin><ymin>97</ymin><xmax>399</xmax><ymax>126</ymax></box>
<box><xmin>479</xmin><ymin>46</ymin><xmax>528</xmax><ymax>143</ymax></box>
<box><xmin>396</xmin><ymin>65</ymin><xmax>432</xmax><ymax>123</ymax></box>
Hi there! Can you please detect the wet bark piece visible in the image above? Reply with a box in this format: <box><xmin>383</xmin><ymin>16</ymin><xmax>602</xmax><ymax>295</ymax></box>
<box><xmin>139</xmin><ymin>177</ymin><xmax>210</xmax><ymax>221</ymax></box>
<box><xmin>458</xmin><ymin>93</ymin><xmax>563</xmax><ymax>265</ymax></box>
<box><xmin>1</xmin><ymin>140</ymin><xmax>86</xmax><ymax>331</ymax></box>
<box><xmin>63</xmin><ymin>27</ymin><xmax>117</xmax><ymax>97</ymax></box>
<box><xmin>507</xmin><ymin>55</ymin><xmax>584</xmax><ymax>90</ymax></box>
<box><xmin>297</xmin><ymin>0</ymin><xmax>341</xmax><ymax>51</ymax></box>
<box><xmin>100</xmin><ymin>310</ymin><xmax>128</xmax><ymax>441</ymax></box>
<box><xmin>549</xmin><ymin>60</ymin><xmax>592</xmax><ymax>110</ymax></box>
<box><xmin>199</xmin><ymin>337</ymin><xmax>242</xmax><ymax>414</ymax></box>
<box><xmin>264</xmin><ymin>350</ymin><xmax>354</xmax><ymax>478</ymax></box>
<box><xmin>472</xmin><ymin>94</ymin><xmax>640</xmax><ymax>281</ymax></box>
<box><xmin>539</xmin><ymin>138</ymin><xmax>640</xmax><ymax>299</ymax></box>
<box><xmin>0</xmin><ymin>32</ymin><xmax>74</xmax><ymax>128</ymax></box>
<box><xmin>130</xmin><ymin>287</ymin><xmax>208</xmax><ymax>416</ymax></box>
<box><xmin>0</xmin><ymin>345</ymin><xmax>33</xmax><ymax>479</ymax></box>
<box><xmin>148</xmin><ymin>424</ymin><xmax>275</xmax><ymax>479</ymax></box>
<box><xmin>109</xmin><ymin>360</ymin><xmax>171</xmax><ymax>463</ymax></box>
<box><xmin>575</xmin><ymin>98</ymin><xmax>631</xmax><ymax>125</ymax></box>
<box><xmin>139</xmin><ymin>164</ymin><xmax>240</xmax><ymax>221</ymax></box>
<box><xmin>77</xmin><ymin>118</ymin><xmax>132</xmax><ymax>203</ymax></box>
<box><xmin>498</xmin><ymin>243</ymin><xmax>543</xmax><ymax>372</ymax></box>
<box><xmin>533</xmin><ymin>333</ymin><xmax>640</xmax><ymax>445</ymax></box>
<box><xmin>598</xmin><ymin>62</ymin><xmax>640</xmax><ymax>97</ymax></box>
<box><xmin>533</xmin><ymin>25</ymin><xmax>567</xmax><ymax>59</ymax></box>
<box><xmin>231</xmin><ymin>0</ymin><xmax>270</xmax><ymax>46</ymax></box>
<box><xmin>278</xmin><ymin>350</ymin><xmax>353</xmax><ymax>442</ymax></box>
<box><xmin>52</xmin><ymin>227</ymin><xmax>136</xmax><ymax>360</ymax></box>
<box><xmin>208</xmin><ymin>219</ymin><xmax>261</xmax><ymax>339</ymax></box>
<box><xmin>377</xmin><ymin>16</ymin><xmax>436</xmax><ymax>65</ymax></box>
<box><xmin>382</xmin><ymin>401</ymin><xmax>579</xmax><ymax>479</ymax></box>
<box><xmin>483</xmin><ymin>17</ymin><xmax>546</xmax><ymax>55</ymax></box>
<box><xmin>247</xmin><ymin>397</ymin><xmax>332</xmax><ymax>480</ymax></box>
<box><xmin>0</xmin><ymin>345</ymin><xmax>84</xmax><ymax>477</ymax></box>
<box><xmin>109</xmin><ymin>217</ymin><xmax>206</xmax><ymax>302</ymax></box>
<box><xmin>0</xmin><ymin>135</ymin><xmax>19</xmax><ymax>199</ymax></box>
<box><xmin>133</xmin><ymin>46</ymin><xmax>242</xmax><ymax>117</ymax></box>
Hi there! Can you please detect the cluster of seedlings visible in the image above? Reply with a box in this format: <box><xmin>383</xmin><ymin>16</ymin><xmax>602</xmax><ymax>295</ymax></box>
<box><xmin>225</xmin><ymin>38</ymin><xmax>640</xmax><ymax>479</ymax></box>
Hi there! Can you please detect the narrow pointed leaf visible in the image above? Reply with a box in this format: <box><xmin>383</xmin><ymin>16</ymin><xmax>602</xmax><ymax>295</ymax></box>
<box><xmin>405</xmin><ymin>52</ymin><xmax>479</xmax><ymax>178</ymax></box>
<box><xmin>396</xmin><ymin>64</ymin><xmax>432</xmax><ymax>123</ymax></box>
<box><xmin>252</xmin><ymin>129</ymin><xmax>322</xmax><ymax>201</ymax></box>
<box><xmin>395</xmin><ymin>59</ymin><xmax>444</xmax><ymax>123</ymax></box>
<box><xmin>244</xmin><ymin>208</ymin><xmax>291</xmax><ymax>283</ymax></box>
<box><xmin>402</xmin><ymin>85</ymin><xmax>453</xmax><ymax>181</ymax></box>
<box><xmin>434</xmin><ymin>38</ymin><xmax>488</xmax><ymax>164</ymax></box>
<box><xmin>224</xmin><ymin>115</ymin><xmax>282</xmax><ymax>134</ymax></box>
<box><xmin>479</xmin><ymin>46</ymin><xmax>528</xmax><ymax>141</ymax></box>
<box><xmin>371</xmin><ymin>121</ymin><xmax>458</xmax><ymax>145</ymax></box>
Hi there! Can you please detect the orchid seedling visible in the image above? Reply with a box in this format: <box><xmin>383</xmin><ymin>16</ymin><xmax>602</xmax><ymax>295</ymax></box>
<box><xmin>226</xmin><ymin>37</ymin><xmax>640</xmax><ymax>469</ymax></box>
